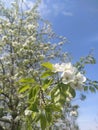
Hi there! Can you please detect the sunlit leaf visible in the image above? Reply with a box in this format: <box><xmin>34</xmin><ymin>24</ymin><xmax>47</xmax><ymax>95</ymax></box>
<box><xmin>41</xmin><ymin>71</ymin><xmax>53</xmax><ymax>78</ymax></box>
<box><xmin>34</xmin><ymin>113</ymin><xmax>41</xmax><ymax>122</ymax></box>
<box><xmin>51</xmin><ymin>86</ymin><xmax>58</xmax><ymax>102</ymax></box>
<box><xmin>42</xmin><ymin>62</ymin><xmax>53</xmax><ymax>71</ymax></box>
<box><xmin>29</xmin><ymin>86</ymin><xmax>39</xmax><ymax>103</ymax></box>
<box><xmin>19</xmin><ymin>85</ymin><xmax>30</xmax><ymax>93</ymax></box>
<box><xmin>19</xmin><ymin>78</ymin><xmax>35</xmax><ymax>83</ymax></box>
<box><xmin>0</xmin><ymin>89</ymin><xmax>2</xmax><ymax>94</ymax></box>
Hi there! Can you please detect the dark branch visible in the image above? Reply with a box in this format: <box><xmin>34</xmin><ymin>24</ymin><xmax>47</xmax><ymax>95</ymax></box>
<box><xmin>0</xmin><ymin>118</ymin><xmax>11</xmax><ymax>123</ymax></box>
<box><xmin>0</xmin><ymin>59</ymin><xmax>5</xmax><ymax>75</ymax></box>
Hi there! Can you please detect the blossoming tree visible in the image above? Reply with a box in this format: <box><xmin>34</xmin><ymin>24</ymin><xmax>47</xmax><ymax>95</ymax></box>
<box><xmin>0</xmin><ymin>0</ymin><xmax>98</xmax><ymax>130</ymax></box>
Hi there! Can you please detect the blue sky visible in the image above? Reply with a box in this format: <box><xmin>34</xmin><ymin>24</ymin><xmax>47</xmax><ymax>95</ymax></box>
<box><xmin>3</xmin><ymin>0</ymin><xmax>98</xmax><ymax>129</ymax></box>
<box><xmin>37</xmin><ymin>0</ymin><xmax>98</xmax><ymax>130</ymax></box>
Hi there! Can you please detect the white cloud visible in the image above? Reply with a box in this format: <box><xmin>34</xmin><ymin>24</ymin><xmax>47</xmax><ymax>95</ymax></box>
<box><xmin>51</xmin><ymin>1</ymin><xmax>73</xmax><ymax>17</ymax></box>
<box><xmin>23</xmin><ymin>0</ymin><xmax>73</xmax><ymax>17</ymax></box>
<box><xmin>63</xmin><ymin>11</ymin><xmax>73</xmax><ymax>16</ymax></box>
<box><xmin>52</xmin><ymin>3</ymin><xmax>63</xmax><ymax>16</ymax></box>
<box><xmin>23</xmin><ymin>0</ymin><xmax>35</xmax><ymax>8</ymax></box>
<box><xmin>1</xmin><ymin>0</ymin><xmax>34</xmax><ymax>9</ymax></box>
<box><xmin>38</xmin><ymin>0</ymin><xmax>51</xmax><ymax>17</ymax></box>
<box><xmin>2</xmin><ymin>0</ymin><xmax>73</xmax><ymax>17</ymax></box>
<box><xmin>37</xmin><ymin>0</ymin><xmax>74</xmax><ymax>17</ymax></box>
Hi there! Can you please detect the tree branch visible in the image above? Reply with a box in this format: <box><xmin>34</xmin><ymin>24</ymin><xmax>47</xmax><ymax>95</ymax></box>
<box><xmin>0</xmin><ymin>59</ymin><xmax>5</xmax><ymax>75</ymax></box>
<box><xmin>0</xmin><ymin>118</ymin><xmax>11</xmax><ymax>123</ymax></box>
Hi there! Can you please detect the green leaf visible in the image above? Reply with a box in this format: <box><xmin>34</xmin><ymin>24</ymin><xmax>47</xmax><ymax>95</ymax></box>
<box><xmin>0</xmin><ymin>89</ymin><xmax>2</xmax><ymax>94</ymax></box>
<box><xmin>0</xmin><ymin>108</ymin><xmax>4</xmax><ymax>117</ymax></box>
<box><xmin>59</xmin><ymin>83</ymin><xmax>69</xmax><ymax>91</ymax></box>
<box><xmin>29</xmin><ymin>101</ymin><xmax>39</xmax><ymax>112</ymax></box>
<box><xmin>34</xmin><ymin>113</ymin><xmax>41</xmax><ymax>122</ymax></box>
<box><xmin>19</xmin><ymin>78</ymin><xmax>35</xmax><ymax>84</ymax></box>
<box><xmin>45</xmin><ymin>111</ymin><xmax>52</xmax><ymax>123</ymax></box>
<box><xmin>89</xmin><ymin>86</ymin><xmax>96</xmax><ymax>93</ymax></box>
<box><xmin>95</xmin><ymin>86</ymin><xmax>98</xmax><ymax>90</ymax></box>
<box><xmin>58</xmin><ymin>83</ymin><xmax>69</xmax><ymax>100</ymax></box>
<box><xmin>42</xmin><ymin>62</ymin><xmax>53</xmax><ymax>71</ymax></box>
<box><xmin>43</xmin><ymin>79</ymin><xmax>53</xmax><ymax>91</ymax></box>
<box><xmin>31</xmin><ymin>104</ymin><xmax>39</xmax><ymax>112</ymax></box>
<box><xmin>45</xmin><ymin>105</ymin><xmax>51</xmax><ymax>112</ymax></box>
<box><xmin>29</xmin><ymin>88</ymin><xmax>34</xmax><ymax>100</ymax></box>
<box><xmin>68</xmin><ymin>87</ymin><xmax>76</xmax><ymax>98</ymax></box>
<box><xmin>51</xmin><ymin>86</ymin><xmax>58</xmax><ymax>102</ymax></box>
<box><xmin>84</xmin><ymin>86</ymin><xmax>88</xmax><ymax>91</ymax></box>
<box><xmin>41</xmin><ymin>71</ymin><xmax>53</xmax><ymax>78</ymax></box>
<box><xmin>52</xmin><ymin>104</ymin><xmax>61</xmax><ymax>112</ymax></box>
<box><xmin>46</xmin><ymin>104</ymin><xmax>61</xmax><ymax>113</ymax></box>
<box><xmin>19</xmin><ymin>85</ymin><xmax>30</xmax><ymax>93</ymax></box>
<box><xmin>26</xmin><ymin>117</ymin><xmax>32</xmax><ymax>130</ymax></box>
<box><xmin>85</xmin><ymin>56</ymin><xmax>96</xmax><ymax>64</ymax></box>
<box><xmin>59</xmin><ymin>95</ymin><xmax>66</xmax><ymax>105</ymax></box>
<box><xmin>29</xmin><ymin>86</ymin><xmax>39</xmax><ymax>101</ymax></box>
<box><xmin>40</xmin><ymin>112</ymin><xmax>47</xmax><ymax>130</ymax></box>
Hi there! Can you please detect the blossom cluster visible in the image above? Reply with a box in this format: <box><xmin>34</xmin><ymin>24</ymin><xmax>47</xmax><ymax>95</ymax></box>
<box><xmin>53</xmin><ymin>63</ymin><xmax>86</xmax><ymax>89</ymax></box>
<box><xmin>24</xmin><ymin>110</ymin><xmax>32</xmax><ymax>116</ymax></box>
<box><xmin>70</xmin><ymin>110</ymin><xmax>78</xmax><ymax>117</ymax></box>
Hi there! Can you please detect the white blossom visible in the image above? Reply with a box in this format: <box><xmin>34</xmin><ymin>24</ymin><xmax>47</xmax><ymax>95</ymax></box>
<box><xmin>39</xmin><ymin>44</ymin><xmax>44</xmax><ymax>48</ymax></box>
<box><xmin>24</xmin><ymin>110</ymin><xmax>32</xmax><ymax>116</ymax></box>
<box><xmin>25</xmin><ymin>10</ymin><xmax>31</xmax><ymax>15</ymax></box>
<box><xmin>58</xmin><ymin>41</ymin><xmax>64</xmax><ymax>45</ymax></box>
<box><xmin>6</xmin><ymin>22</ymin><xmax>11</xmax><ymax>27</ymax></box>
<box><xmin>76</xmin><ymin>72</ymin><xmax>86</xmax><ymax>83</ymax></box>
<box><xmin>62</xmin><ymin>63</ymin><xmax>77</xmax><ymax>80</ymax></box>
<box><xmin>53</xmin><ymin>62</ymin><xmax>77</xmax><ymax>73</ymax></box>
<box><xmin>61</xmin><ymin>70</ymin><xmax>75</xmax><ymax>84</ymax></box>
<box><xmin>66</xmin><ymin>97</ymin><xmax>71</xmax><ymax>102</ymax></box>
<box><xmin>8</xmin><ymin>29</ymin><xmax>14</xmax><ymax>33</ymax></box>
<box><xmin>70</xmin><ymin>110</ymin><xmax>78</xmax><ymax>117</ymax></box>
<box><xmin>62</xmin><ymin>62</ymin><xmax>77</xmax><ymax>73</ymax></box>
<box><xmin>28</xmin><ymin>68</ymin><xmax>34</xmax><ymax>73</ymax></box>
<box><xmin>28</xmin><ymin>36</ymin><xmax>36</xmax><ymax>42</ymax></box>
<box><xmin>39</xmin><ymin>54</ymin><xmax>45</xmax><ymax>59</ymax></box>
<box><xmin>2</xmin><ymin>36</ymin><xmax>8</xmax><ymax>41</ymax></box>
<box><xmin>44</xmin><ymin>46</ymin><xmax>49</xmax><ymax>50</ymax></box>
<box><xmin>12</xmin><ymin>42</ymin><xmax>19</xmax><ymax>46</ymax></box>
<box><xmin>53</xmin><ymin>62</ymin><xmax>77</xmax><ymax>84</ymax></box>
<box><xmin>70</xmin><ymin>72</ymin><xmax>86</xmax><ymax>89</ymax></box>
<box><xmin>53</xmin><ymin>63</ymin><xmax>61</xmax><ymax>72</ymax></box>
<box><xmin>53</xmin><ymin>62</ymin><xmax>86</xmax><ymax>89</ymax></box>
<box><xmin>23</xmin><ymin>42</ymin><xmax>28</xmax><ymax>47</ymax></box>
<box><xmin>27</xmin><ymin>24</ymin><xmax>36</xmax><ymax>30</ymax></box>
<box><xmin>53</xmin><ymin>63</ymin><xmax>65</xmax><ymax>72</ymax></box>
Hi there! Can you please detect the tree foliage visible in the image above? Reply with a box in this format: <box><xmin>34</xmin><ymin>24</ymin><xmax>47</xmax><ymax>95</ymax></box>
<box><xmin>0</xmin><ymin>0</ymin><xmax>98</xmax><ymax>130</ymax></box>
